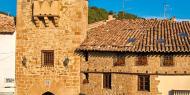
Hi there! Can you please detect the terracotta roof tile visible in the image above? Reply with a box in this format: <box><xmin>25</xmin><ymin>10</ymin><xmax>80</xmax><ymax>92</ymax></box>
<box><xmin>0</xmin><ymin>14</ymin><xmax>15</xmax><ymax>33</ymax></box>
<box><xmin>78</xmin><ymin>19</ymin><xmax>190</xmax><ymax>52</ymax></box>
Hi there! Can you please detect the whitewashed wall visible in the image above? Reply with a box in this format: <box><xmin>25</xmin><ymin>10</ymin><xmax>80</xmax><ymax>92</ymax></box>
<box><xmin>157</xmin><ymin>75</ymin><xmax>190</xmax><ymax>95</ymax></box>
<box><xmin>0</xmin><ymin>32</ymin><xmax>15</xmax><ymax>94</ymax></box>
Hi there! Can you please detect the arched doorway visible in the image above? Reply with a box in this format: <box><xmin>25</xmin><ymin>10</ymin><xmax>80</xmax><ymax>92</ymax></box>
<box><xmin>42</xmin><ymin>91</ymin><xmax>54</xmax><ymax>95</ymax></box>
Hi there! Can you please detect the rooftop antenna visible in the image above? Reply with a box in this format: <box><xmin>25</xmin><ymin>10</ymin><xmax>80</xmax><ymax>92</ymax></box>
<box><xmin>164</xmin><ymin>1</ymin><xmax>169</xmax><ymax>19</ymax></box>
<box><xmin>122</xmin><ymin>0</ymin><xmax>125</xmax><ymax>17</ymax></box>
<box><xmin>122</xmin><ymin>0</ymin><xmax>129</xmax><ymax>17</ymax></box>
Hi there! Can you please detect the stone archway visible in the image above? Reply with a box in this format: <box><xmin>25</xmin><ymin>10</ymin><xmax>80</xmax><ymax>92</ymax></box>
<box><xmin>42</xmin><ymin>91</ymin><xmax>55</xmax><ymax>95</ymax></box>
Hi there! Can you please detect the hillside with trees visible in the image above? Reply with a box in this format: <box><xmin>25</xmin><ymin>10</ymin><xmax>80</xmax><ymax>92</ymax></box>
<box><xmin>88</xmin><ymin>7</ymin><xmax>109</xmax><ymax>24</ymax></box>
<box><xmin>88</xmin><ymin>7</ymin><xmax>141</xmax><ymax>24</ymax></box>
<box><xmin>0</xmin><ymin>11</ymin><xmax>10</xmax><ymax>16</ymax></box>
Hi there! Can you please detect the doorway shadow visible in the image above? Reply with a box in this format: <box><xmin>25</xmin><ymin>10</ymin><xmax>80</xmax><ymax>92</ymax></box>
<box><xmin>42</xmin><ymin>91</ymin><xmax>55</xmax><ymax>95</ymax></box>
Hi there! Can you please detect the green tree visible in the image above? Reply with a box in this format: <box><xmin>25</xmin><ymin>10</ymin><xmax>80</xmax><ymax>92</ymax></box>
<box><xmin>88</xmin><ymin>7</ymin><xmax>141</xmax><ymax>24</ymax></box>
<box><xmin>88</xmin><ymin>7</ymin><xmax>109</xmax><ymax>24</ymax></box>
<box><xmin>117</xmin><ymin>11</ymin><xmax>139</xmax><ymax>20</ymax></box>
<box><xmin>0</xmin><ymin>11</ymin><xmax>9</xmax><ymax>15</ymax></box>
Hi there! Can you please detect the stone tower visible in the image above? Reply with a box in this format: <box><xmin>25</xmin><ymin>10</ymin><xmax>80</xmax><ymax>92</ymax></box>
<box><xmin>16</xmin><ymin>0</ymin><xmax>88</xmax><ymax>94</ymax></box>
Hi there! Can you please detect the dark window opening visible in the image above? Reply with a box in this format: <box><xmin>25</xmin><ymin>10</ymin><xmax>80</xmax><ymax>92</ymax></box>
<box><xmin>42</xmin><ymin>91</ymin><xmax>54</xmax><ymax>95</ymax></box>
<box><xmin>103</xmin><ymin>73</ymin><xmax>111</xmax><ymax>89</ymax></box>
<box><xmin>83</xmin><ymin>73</ymin><xmax>89</xmax><ymax>84</ymax></box>
<box><xmin>114</xmin><ymin>53</ymin><xmax>125</xmax><ymax>66</ymax></box>
<box><xmin>83</xmin><ymin>51</ymin><xmax>89</xmax><ymax>61</ymax></box>
<box><xmin>136</xmin><ymin>54</ymin><xmax>148</xmax><ymax>66</ymax></box>
<box><xmin>162</xmin><ymin>54</ymin><xmax>174</xmax><ymax>66</ymax></box>
<box><xmin>42</xmin><ymin>50</ymin><xmax>54</xmax><ymax>66</ymax></box>
<box><xmin>138</xmin><ymin>75</ymin><xmax>150</xmax><ymax>91</ymax></box>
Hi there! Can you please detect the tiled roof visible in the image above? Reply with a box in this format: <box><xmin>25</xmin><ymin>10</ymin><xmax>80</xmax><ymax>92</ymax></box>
<box><xmin>78</xmin><ymin>19</ymin><xmax>190</xmax><ymax>52</ymax></box>
<box><xmin>0</xmin><ymin>14</ymin><xmax>15</xmax><ymax>33</ymax></box>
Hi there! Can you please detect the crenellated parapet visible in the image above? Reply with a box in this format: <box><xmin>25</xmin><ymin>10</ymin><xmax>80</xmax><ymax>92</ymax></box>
<box><xmin>33</xmin><ymin>0</ymin><xmax>60</xmax><ymax>27</ymax></box>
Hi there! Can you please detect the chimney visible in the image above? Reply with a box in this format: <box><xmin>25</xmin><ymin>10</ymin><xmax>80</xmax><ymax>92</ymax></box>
<box><xmin>107</xmin><ymin>15</ymin><xmax>115</xmax><ymax>21</ymax></box>
<box><xmin>170</xmin><ymin>16</ymin><xmax>176</xmax><ymax>22</ymax></box>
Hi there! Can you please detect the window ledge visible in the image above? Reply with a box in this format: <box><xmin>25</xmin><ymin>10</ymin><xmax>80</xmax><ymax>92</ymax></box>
<box><xmin>135</xmin><ymin>64</ymin><xmax>148</xmax><ymax>66</ymax></box>
<box><xmin>103</xmin><ymin>88</ymin><xmax>112</xmax><ymax>90</ymax></box>
<box><xmin>160</xmin><ymin>65</ymin><xmax>175</xmax><ymax>67</ymax></box>
<box><xmin>138</xmin><ymin>90</ymin><xmax>150</xmax><ymax>92</ymax></box>
<box><xmin>113</xmin><ymin>64</ymin><xmax>126</xmax><ymax>66</ymax></box>
<box><xmin>41</xmin><ymin>65</ymin><xmax>54</xmax><ymax>67</ymax></box>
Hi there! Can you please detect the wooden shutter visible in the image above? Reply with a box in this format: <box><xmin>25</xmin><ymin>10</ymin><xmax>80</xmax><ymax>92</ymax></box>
<box><xmin>162</xmin><ymin>54</ymin><xmax>174</xmax><ymax>66</ymax></box>
<box><xmin>114</xmin><ymin>53</ymin><xmax>125</xmax><ymax>66</ymax></box>
<box><xmin>103</xmin><ymin>73</ymin><xmax>111</xmax><ymax>89</ymax></box>
<box><xmin>142</xmin><ymin>56</ymin><xmax>147</xmax><ymax>65</ymax></box>
<box><xmin>107</xmin><ymin>74</ymin><xmax>111</xmax><ymax>89</ymax></box>
<box><xmin>138</xmin><ymin>75</ymin><xmax>150</xmax><ymax>91</ymax></box>
<box><xmin>136</xmin><ymin>54</ymin><xmax>147</xmax><ymax>65</ymax></box>
<box><xmin>103</xmin><ymin>74</ymin><xmax>106</xmax><ymax>88</ymax></box>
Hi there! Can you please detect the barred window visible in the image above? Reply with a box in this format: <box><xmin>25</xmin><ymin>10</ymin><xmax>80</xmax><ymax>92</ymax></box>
<box><xmin>103</xmin><ymin>73</ymin><xmax>111</xmax><ymax>89</ymax></box>
<box><xmin>161</xmin><ymin>54</ymin><xmax>174</xmax><ymax>66</ymax></box>
<box><xmin>138</xmin><ymin>75</ymin><xmax>150</xmax><ymax>91</ymax></box>
<box><xmin>114</xmin><ymin>53</ymin><xmax>125</xmax><ymax>66</ymax></box>
<box><xmin>136</xmin><ymin>54</ymin><xmax>148</xmax><ymax>66</ymax></box>
<box><xmin>42</xmin><ymin>50</ymin><xmax>54</xmax><ymax>66</ymax></box>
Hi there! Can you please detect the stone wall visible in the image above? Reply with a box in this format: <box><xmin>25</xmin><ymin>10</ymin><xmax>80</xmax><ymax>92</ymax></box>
<box><xmin>80</xmin><ymin>73</ymin><xmax>159</xmax><ymax>95</ymax></box>
<box><xmin>80</xmin><ymin>51</ymin><xmax>190</xmax><ymax>95</ymax></box>
<box><xmin>16</xmin><ymin>0</ymin><xmax>88</xmax><ymax>95</ymax></box>
<box><xmin>81</xmin><ymin>52</ymin><xmax>190</xmax><ymax>74</ymax></box>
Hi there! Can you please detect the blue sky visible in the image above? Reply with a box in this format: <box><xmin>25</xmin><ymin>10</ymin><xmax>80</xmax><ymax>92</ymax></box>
<box><xmin>0</xmin><ymin>0</ymin><xmax>16</xmax><ymax>16</ymax></box>
<box><xmin>89</xmin><ymin>0</ymin><xmax>190</xmax><ymax>19</ymax></box>
<box><xmin>0</xmin><ymin>0</ymin><xmax>190</xmax><ymax>19</ymax></box>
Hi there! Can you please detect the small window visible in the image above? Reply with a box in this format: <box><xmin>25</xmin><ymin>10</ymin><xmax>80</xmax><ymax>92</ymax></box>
<box><xmin>103</xmin><ymin>73</ymin><xmax>111</xmax><ymax>89</ymax></box>
<box><xmin>161</xmin><ymin>54</ymin><xmax>174</xmax><ymax>66</ymax></box>
<box><xmin>42</xmin><ymin>50</ymin><xmax>54</xmax><ymax>66</ymax></box>
<box><xmin>127</xmin><ymin>38</ymin><xmax>136</xmax><ymax>43</ymax></box>
<box><xmin>138</xmin><ymin>75</ymin><xmax>150</xmax><ymax>91</ymax></box>
<box><xmin>157</xmin><ymin>38</ymin><xmax>165</xmax><ymax>44</ymax></box>
<box><xmin>83</xmin><ymin>51</ymin><xmax>89</xmax><ymax>61</ymax></box>
<box><xmin>5</xmin><ymin>78</ymin><xmax>14</xmax><ymax>83</ymax></box>
<box><xmin>136</xmin><ymin>54</ymin><xmax>148</xmax><ymax>66</ymax></box>
<box><xmin>179</xmin><ymin>32</ymin><xmax>188</xmax><ymax>37</ymax></box>
<box><xmin>114</xmin><ymin>53</ymin><xmax>125</xmax><ymax>66</ymax></box>
<box><xmin>83</xmin><ymin>73</ymin><xmax>89</xmax><ymax>84</ymax></box>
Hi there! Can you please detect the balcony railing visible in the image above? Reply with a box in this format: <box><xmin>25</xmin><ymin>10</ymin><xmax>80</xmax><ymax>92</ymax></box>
<box><xmin>171</xmin><ymin>90</ymin><xmax>190</xmax><ymax>95</ymax></box>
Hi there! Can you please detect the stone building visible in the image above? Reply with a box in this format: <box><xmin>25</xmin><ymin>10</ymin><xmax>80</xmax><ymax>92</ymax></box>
<box><xmin>0</xmin><ymin>13</ymin><xmax>15</xmax><ymax>95</ymax></box>
<box><xmin>78</xmin><ymin>19</ymin><xmax>190</xmax><ymax>95</ymax></box>
<box><xmin>16</xmin><ymin>0</ymin><xmax>88</xmax><ymax>95</ymax></box>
